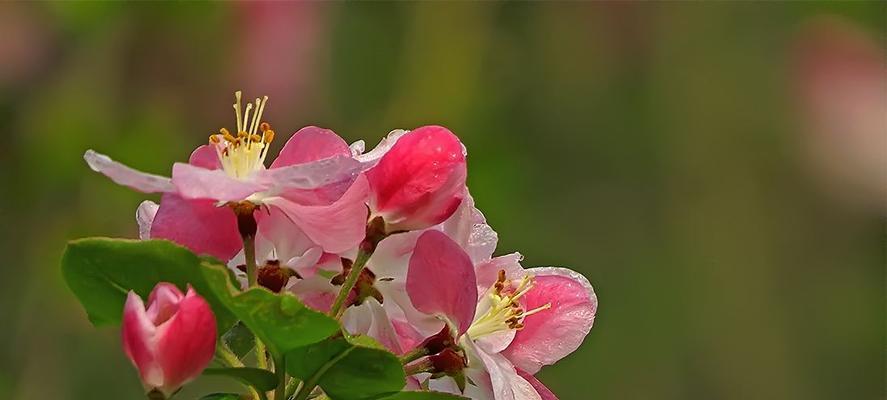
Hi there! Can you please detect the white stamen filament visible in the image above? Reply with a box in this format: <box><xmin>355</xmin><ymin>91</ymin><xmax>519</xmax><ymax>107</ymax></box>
<box><xmin>466</xmin><ymin>272</ymin><xmax>551</xmax><ymax>340</ymax></box>
<box><xmin>210</xmin><ymin>91</ymin><xmax>275</xmax><ymax>180</ymax></box>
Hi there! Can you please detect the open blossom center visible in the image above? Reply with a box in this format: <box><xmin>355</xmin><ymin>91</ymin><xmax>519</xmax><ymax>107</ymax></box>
<box><xmin>209</xmin><ymin>91</ymin><xmax>276</xmax><ymax>179</ymax></box>
<box><xmin>466</xmin><ymin>270</ymin><xmax>551</xmax><ymax>340</ymax></box>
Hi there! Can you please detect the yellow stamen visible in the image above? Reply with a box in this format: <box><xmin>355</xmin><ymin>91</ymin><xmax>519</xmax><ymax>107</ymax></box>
<box><xmin>210</xmin><ymin>91</ymin><xmax>276</xmax><ymax>180</ymax></box>
<box><xmin>465</xmin><ymin>271</ymin><xmax>551</xmax><ymax>340</ymax></box>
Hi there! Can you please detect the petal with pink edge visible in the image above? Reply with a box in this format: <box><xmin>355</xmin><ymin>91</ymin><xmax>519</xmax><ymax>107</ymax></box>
<box><xmin>256</xmin><ymin>155</ymin><xmax>361</xmax><ymax>192</ymax></box>
<box><xmin>121</xmin><ymin>291</ymin><xmax>162</xmax><ymax>389</ymax></box>
<box><xmin>154</xmin><ymin>287</ymin><xmax>216</xmax><ymax>395</ymax></box>
<box><xmin>171</xmin><ymin>163</ymin><xmax>266</xmax><ymax>202</ymax></box>
<box><xmin>517</xmin><ymin>369</ymin><xmax>558</xmax><ymax>400</ymax></box>
<box><xmin>502</xmin><ymin>267</ymin><xmax>597</xmax><ymax>375</ymax></box>
<box><xmin>146</xmin><ymin>283</ymin><xmax>184</xmax><ymax>324</ymax></box>
<box><xmin>188</xmin><ymin>144</ymin><xmax>222</xmax><ymax>170</ymax></box>
<box><xmin>366</xmin><ymin>126</ymin><xmax>467</xmax><ymax>231</ymax></box>
<box><xmin>270</xmin><ymin>126</ymin><xmax>352</xmax><ymax>168</ymax></box>
<box><xmin>150</xmin><ymin>193</ymin><xmax>242</xmax><ymax>261</ymax></box>
<box><xmin>84</xmin><ymin>150</ymin><xmax>174</xmax><ymax>193</ymax></box>
<box><xmin>262</xmin><ymin>175</ymin><xmax>369</xmax><ymax>254</ymax></box>
<box><xmin>406</xmin><ymin>230</ymin><xmax>477</xmax><ymax>335</ymax></box>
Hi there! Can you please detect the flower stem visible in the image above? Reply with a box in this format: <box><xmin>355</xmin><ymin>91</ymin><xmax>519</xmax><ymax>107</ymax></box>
<box><xmin>329</xmin><ymin>217</ymin><xmax>387</xmax><ymax>319</ymax></box>
<box><xmin>256</xmin><ymin>339</ymin><xmax>269</xmax><ymax>370</ymax></box>
<box><xmin>215</xmin><ymin>342</ymin><xmax>243</xmax><ymax>368</ymax></box>
<box><xmin>147</xmin><ymin>390</ymin><xmax>165</xmax><ymax>400</ymax></box>
<box><xmin>328</xmin><ymin>246</ymin><xmax>373</xmax><ymax>319</ymax></box>
<box><xmin>399</xmin><ymin>347</ymin><xmax>429</xmax><ymax>365</ymax></box>
<box><xmin>244</xmin><ymin>234</ymin><xmax>258</xmax><ymax>288</ymax></box>
<box><xmin>273</xmin><ymin>356</ymin><xmax>287</xmax><ymax>400</ymax></box>
<box><xmin>216</xmin><ymin>344</ymin><xmax>266</xmax><ymax>400</ymax></box>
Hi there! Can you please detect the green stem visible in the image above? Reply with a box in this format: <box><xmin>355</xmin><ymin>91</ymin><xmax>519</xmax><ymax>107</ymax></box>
<box><xmin>244</xmin><ymin>234</ymin><xmax>258</xmax><ymax>288</ymax></box>
<box><xmin>215</xmin><ymin>343</ymin><xmax>243</xmax><ymax>368</ymax></box>
<box><xmin>215</xmin><ymin>344</ymin><xmax>266</xmax><ymax>400</ymax></box>
<box><xmin>242</xmin><ymin>234</ymin><xmax>270</xmax><ymax>374</ymax></box>
<box><xmin>328</xmin><ymin>247</ymin><xmax>373</xmax><ymax>319</ymax></box>
<box><xmin>256</xmin><ymin>339</ymin><xmax>269</xmax><ymax>370</ymax></box>
<box><xmin>398</xmin><ymin>347</ymin><xmax>429</xmax><ymax>365</ymax></box>
<box><xmin>147</xmin><ymin>390</ymin><xmax>165</xmax><ymax>400</ymax></box>
<box><xmin>273</xmin><ymin>357</ymin><xmax>288</xmax><ymax>400</ymax></box>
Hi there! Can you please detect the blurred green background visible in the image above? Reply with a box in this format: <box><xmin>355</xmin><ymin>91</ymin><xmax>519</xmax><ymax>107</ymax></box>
<box><xmin>0</xmin><ymin>2</ymin><xmax>883</xmax><ymax>399</ymax></box>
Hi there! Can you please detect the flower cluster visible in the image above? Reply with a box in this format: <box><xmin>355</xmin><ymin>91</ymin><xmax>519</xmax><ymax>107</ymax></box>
<box><xmin>83</xmin><ymin>92</ymin><xmax>597</xmax><ymax>400</ymax></box>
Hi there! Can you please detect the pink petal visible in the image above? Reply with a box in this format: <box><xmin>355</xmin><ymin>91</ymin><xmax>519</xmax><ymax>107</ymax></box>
<box><xmin>391</xmin><ymin>319</ymin><xmax>424</xmax><ymax>354</ymax></box>
<box><xmin>84</xmin><ymin>150</ymin><xmax>174</xmax><ymax>193</ymax></box>
<box><xmin>406</xmin><ymin>230</ymin><xmax>477</xmax><ymax>334</ymax></box>
<box><xmin>270</xmin><ymin>126</ymin><xmax>352</xmax><ymax>168</ymax></box>
<box><xmin>146</xmin><ymin>283</ymin><xmax>184</xmax><ymax>325</ymax></box>
<box><xmin>188</xmin><ymin>145</ymin><xmax>222</xmax><ymax>170</ymax></box>
<box><xmin>121</xmin><ymin>291</ymin><xmax>162</xmax><ymax>389</ymax></box>
<box><xmin>171</xmin><ymin>163</ymin><xmax>266</xmax><ymax>202</ymax></box>
<box><xmin>366</xmin><ymin>125</ymin><xmax>467</xmax><ymax>231</ymax></box>
<box><xmin>502</xmin><ymin>267</ymin><xmax>597</xmax><ymax>375</ymax></box>
<box><xmin>516</xmin><ymin>369</ymin><xmax>558</xmax><ymax>400</ymax></box>
<box><xmin>262</xmin><ymin>175</ymin><xmax>369</xmax><ymax>254</ymax></box>
<box><xmin>136</xmin><ymin>200</ymin><xmax>159</xmax><ymax>240</ymax></box>
<box><xmin>150</xmin><ymin>193</ymin><xmax>242</xmax><ymax>261</ymax></box>
<box><xmin>154</xmin><ymin>287</ymin><xmax>217</xmax><ymax>396</ymax></box>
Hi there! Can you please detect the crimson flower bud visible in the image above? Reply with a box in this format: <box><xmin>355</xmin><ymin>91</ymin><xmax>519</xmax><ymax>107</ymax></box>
<box><xmin>121</xmin><ymin>283</ymin><xmax>217</xmax><ymax>398</ymax></box>
<box><xmin>366</xmin><ymin>125</ymin><xmax>467</xmax><ymax>232</ymax></box>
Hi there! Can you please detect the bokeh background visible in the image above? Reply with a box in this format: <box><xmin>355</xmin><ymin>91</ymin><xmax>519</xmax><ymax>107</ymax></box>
<box><xmin>0</xmin><ymin>2</ymin><xmax>884</xmax><ymax>399</ymax></box>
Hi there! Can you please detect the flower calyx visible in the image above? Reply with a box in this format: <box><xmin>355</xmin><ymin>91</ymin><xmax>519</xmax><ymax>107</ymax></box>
<box><xmin>402</xmin><ymin>325</ymin><xmax>468</xmax><ymax>392</ymax></box>
<box><xmin>331</xmin><ymin>258</ymin><xmax>384</xmax><ymax>306</ymax></box>
<box><xmin>237</xmin><ymin>260</ymin><xmax>301</xmax><ymax>293</ymax></box>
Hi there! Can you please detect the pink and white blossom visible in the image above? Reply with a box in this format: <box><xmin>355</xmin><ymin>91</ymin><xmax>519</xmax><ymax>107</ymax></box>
<box><xmin>366</xmin><ymin>125</ymin><xmax>468</xmax><ymax>232</ymax></box>
<box><xmin>88</xmin><ymin>92</ymin><xmax>369</xmax><ymax>260</ymax></box>
<box><xmin>121</xmin><ymin>283</ymin><xmax>217</xmax><ymax>398</ymax></box>
<box><xmin>404</xmin><ymin>231</ymin><xmax>597</xmax><ymax>400</ymax></box>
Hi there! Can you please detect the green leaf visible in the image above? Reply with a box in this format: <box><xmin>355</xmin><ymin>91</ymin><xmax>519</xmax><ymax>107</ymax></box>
<box><xmin>199</xmin><ymin>394</ymin><xmax>244</xmax><ymax>400</ymax></box>
<box><xmin>203</xmin><ymin>367</ymin><xmax>277</xmax><ymax>391</ymax></box>
<box><xmin>61</xmin><ymin>238</ymin><xmax>236</xmax><ymax>331</ymax></box>
<box><xmin>200</xmin><ymin>261</ymin><xmax>339</xmax><ymax>357</ymax></box>
<box><xmin>375</xmin><ymin>392</ymin><xmax>469</xmax><ymax>400</ymax></box>
<box><xmin>222</xmin><ymin>322</ymin><xmax>255</xmax><ymax>359</ymax></box>
<box><xmin>286</xmin><ymin>335</ymin><xmax>406</xmax><ymax>400</ymax></box>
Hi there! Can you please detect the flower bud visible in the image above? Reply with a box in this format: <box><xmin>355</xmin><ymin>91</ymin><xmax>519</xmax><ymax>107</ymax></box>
<box><xmin>366</xmin><ymin>125</ymin><xmax>467</xmax><ymax>232</ymax></box>
<box><xmin>121</xmin><ymin>283</ymin><xmax>217</xmax><ymax>398</ymax></box>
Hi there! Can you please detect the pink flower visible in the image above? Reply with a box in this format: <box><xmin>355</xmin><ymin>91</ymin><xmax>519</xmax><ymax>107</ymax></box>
<box><xmin>366</xmin><ymin>125</ymin><xmax>467</xmax><ymax>232</ymax></box>
<box><xmin>121</xmin><ymin>283</ymin><xmax>217</xmax><ymax>398</ymax></box>
<box><xmin>405</xmin><ymin>231</ymin><xmax>597</xmax><ymax>400</ymax></box>
<box><xmin>86</xmin><ymin>92</ymin><xmax>369</xmax><ymax>260</ymax></box>
<box><xmin>794</xmin><ymin>18</ymin><xmax>887</xmax><ymax>210</ymax></box>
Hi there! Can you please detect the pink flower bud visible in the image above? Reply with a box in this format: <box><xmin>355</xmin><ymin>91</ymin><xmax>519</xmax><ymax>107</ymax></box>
<box><xmin>121</xmin><ymin>283</ymin><xmax>217</xmax><ymax>397</ymax></box>
<box><xmin>366</xmin><ymin>125</ymin><xmax>467</xmax><ymax>232</ymax></box>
